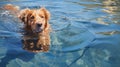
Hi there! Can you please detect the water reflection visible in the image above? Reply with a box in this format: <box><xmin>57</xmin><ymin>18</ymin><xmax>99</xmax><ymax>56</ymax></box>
<box><xmin>22</xmin><ymin>32</ymin><xmax>50</xmax><ymax>52</ymax></box>
<box><xmin>96</xmin><ymin>0</ymin><xmax>120</xmax><ymax>35</ymax></box>
<box><xmin>102</xmin><ymin>0</ymin><xmax>120</xmax><ymax>24</ymax></box>
<box><xmin>92</xmin><ymin>0</ymin><xmax>120</xmax><ymax>26</ymax></box>
<box><xmin>102</xmin><ymin>0</ymin><xmax>120</xmax><ymax>14</ymax></box>
<box><xmin>96</xmin><ymin>31</ymin><xmax>120</xmax><ymax>35</ymax></box>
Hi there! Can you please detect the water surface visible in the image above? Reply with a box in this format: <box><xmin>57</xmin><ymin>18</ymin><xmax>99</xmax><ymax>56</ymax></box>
<box><xmin>0</xmin><ymin>0</ymin><xmax>120</xmax><ymax>67</ymax></box>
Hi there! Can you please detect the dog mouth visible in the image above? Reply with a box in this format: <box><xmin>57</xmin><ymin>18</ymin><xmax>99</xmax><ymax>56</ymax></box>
<box><xmin>36</xmin><ymin>27</ymin><xmax>43</xmax><ymax>33</ymax></box>
<box><xmin>32</xmin><ymin>26</ymin><xmax>43</xmax><ymax>33</ymax></box>
<box><xmin>34</xmin><ymin>23</ymin><xmax>43</xmax><ymax>33</ymax></box>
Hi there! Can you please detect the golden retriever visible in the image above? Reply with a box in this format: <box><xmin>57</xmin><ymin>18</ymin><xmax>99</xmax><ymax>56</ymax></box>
<box><xmin>3</xmin><ymin>4</ymin><xmax>51</xmax><ymax>52</ymax></box>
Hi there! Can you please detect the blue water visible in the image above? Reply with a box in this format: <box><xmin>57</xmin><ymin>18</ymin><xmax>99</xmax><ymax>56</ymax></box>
<box><xmin>0</xmin><ymin>0</ymin><xmax>120</xmax><ymax>67</ymax></box>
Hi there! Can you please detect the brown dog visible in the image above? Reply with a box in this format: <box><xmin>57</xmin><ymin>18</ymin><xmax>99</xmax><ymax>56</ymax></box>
<box><xmin>3</xmin><ymin>4</ymin><xmax>51</xmax><ymax>52</ymax></box>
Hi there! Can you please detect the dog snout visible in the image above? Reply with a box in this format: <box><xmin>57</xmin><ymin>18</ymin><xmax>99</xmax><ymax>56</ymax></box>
<box><xmin>36</xmin><ymin>23</ymin><xmax>42</xmax><ymax>27</ymax></box>
<box><xmin>35</xmin><ymin>23</ymin><xmax>43</xmax><ymax>33</ymax></box>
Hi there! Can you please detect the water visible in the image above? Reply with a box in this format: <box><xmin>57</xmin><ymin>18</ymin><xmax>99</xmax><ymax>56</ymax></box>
<box><xmin>0</xmin><ymin>0</ymin><xmax>120</xmax><ymax>67</ymax></box>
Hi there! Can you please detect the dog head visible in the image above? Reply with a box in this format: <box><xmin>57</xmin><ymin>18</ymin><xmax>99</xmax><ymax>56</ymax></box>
<box><xmin>18</xmin><ymin>7</ymin><xmax>50</xmax><ymax>33</ymax></box>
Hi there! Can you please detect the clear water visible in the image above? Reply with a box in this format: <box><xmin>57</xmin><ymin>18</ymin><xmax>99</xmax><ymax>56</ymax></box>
<box><xmin>0</xmin><ymin>0</ymin><xmax>120</xmax><ymax>67</ymax></box>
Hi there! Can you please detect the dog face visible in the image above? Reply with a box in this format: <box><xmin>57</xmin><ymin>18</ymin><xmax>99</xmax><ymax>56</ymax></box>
<box><xmin>18</xmin><ymin>7</ymin><xmax>50</xmax><ymax>33</ymax></box>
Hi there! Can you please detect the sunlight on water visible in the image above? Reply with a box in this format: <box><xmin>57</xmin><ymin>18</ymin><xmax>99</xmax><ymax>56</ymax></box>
<box><xmin>0</xmin><ymin>0</ymin><xmax>120</xmax><ymax>67</ymax></box>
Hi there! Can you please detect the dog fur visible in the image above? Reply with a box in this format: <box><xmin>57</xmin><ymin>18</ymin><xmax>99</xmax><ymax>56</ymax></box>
<box><xmin>3</xmin><ymin>4</ymin><xmax>51</xmax><ymax>52</ymax></box>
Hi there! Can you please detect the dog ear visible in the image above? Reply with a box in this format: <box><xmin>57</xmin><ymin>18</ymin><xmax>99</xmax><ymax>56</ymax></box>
<box><xmin>40</xmin><ymin>7</ymin><xmax>50</xmax><ymax>21</ymax></box>
<box><xmin>40</xmin><ymin>7</ymin><xmax>50</xmax><ymax>30</ymax></box>
<box><xmin>18</xmin><ymin>8</ymin><xmax>30</xmax><ymax>24</ymax></box>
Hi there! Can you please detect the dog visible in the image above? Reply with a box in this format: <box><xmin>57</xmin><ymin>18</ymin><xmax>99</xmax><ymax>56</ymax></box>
<box><xmin>3</xmin><ymin>4</ymin><xmax>51</xmax><ymax>52</ymax></box>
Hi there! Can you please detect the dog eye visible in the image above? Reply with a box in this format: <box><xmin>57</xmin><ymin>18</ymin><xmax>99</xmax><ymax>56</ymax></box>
<box><xmin>31</xmin><ymin>16</ymin><xmax>34</xmax><ymax>19</ymax></box>
<box><xmin>41</xmin><ymin>16</ymin><xmax>44</xmax><ymax>18</ymax></box>
<box><xmin>21</xmin><ymin>17</ymin><xmax>25</xmax><ymax>22</ymax></box>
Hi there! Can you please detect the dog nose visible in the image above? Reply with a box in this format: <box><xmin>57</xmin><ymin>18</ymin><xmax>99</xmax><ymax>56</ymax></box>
<box><xmin>35</xmin><ymin>23</ymin><xmax>43</xmax><ymax>33</ymax></box>
<box><xmin>36</xmin><ymin>23</ymin><xmax>42</xmax><ymax>27</ymax></box>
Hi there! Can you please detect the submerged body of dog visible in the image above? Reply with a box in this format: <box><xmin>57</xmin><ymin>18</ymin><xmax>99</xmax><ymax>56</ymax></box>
<box><xmin>3</xmin><ymin>4</ymin><xmax>51</xmax><ymax>52</ymax></box>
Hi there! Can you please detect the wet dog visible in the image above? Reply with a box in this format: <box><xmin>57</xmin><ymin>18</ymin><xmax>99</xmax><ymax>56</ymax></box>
<box><xmin>3</xmin><ymin>4</ymin><xmax>51</xmax><ymax>52</ymax></box>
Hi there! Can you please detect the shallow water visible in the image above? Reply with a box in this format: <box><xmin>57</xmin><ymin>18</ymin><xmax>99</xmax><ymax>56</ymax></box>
<box><xmin>0</xmin><ymin>0</ymin><xmax>120</xmax><ymax>67</ymax></box>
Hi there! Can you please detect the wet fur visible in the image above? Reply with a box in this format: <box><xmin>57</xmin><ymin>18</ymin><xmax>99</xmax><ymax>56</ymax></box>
<box><xmin>3</xmin><ymin>4</ymin><xmax>51</xmax><ymax>52</ymax></box>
